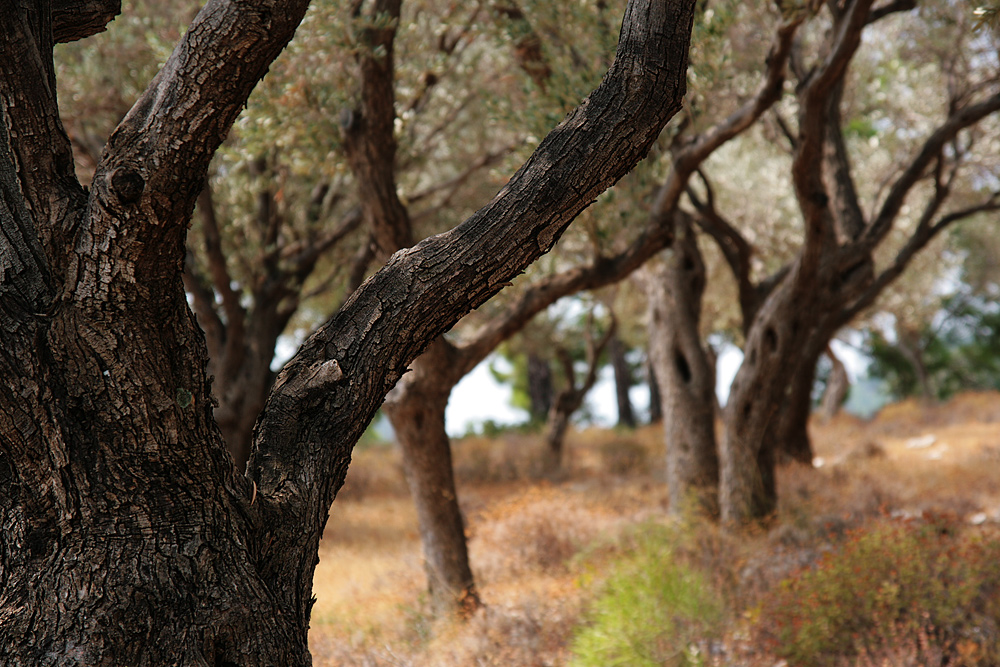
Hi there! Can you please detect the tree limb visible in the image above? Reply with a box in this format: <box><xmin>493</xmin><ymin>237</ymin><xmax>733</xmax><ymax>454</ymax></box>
<box><xmin>52</xmin><ymin>0</ymin><xmax>121</xmax><ymax>43</ymax></box>
<box><xmin>248</xmin><ymin>0</ymin><xmax>697</xmax><ymax>619</ymax></box>
<box><xmin>341</xmin><ymin>0</ymin><xmax>414</xmax><ymax>260</ymax></box>
<box><xmin>0</xmin><ymin>3</ymin><xmax>85</xmax><ymax>255</ymax></box>
<box><xmin>862</xmin><ymin>90</ymin><xmax>1000</xmax><ymax>248</ymax></box>
<box><xmin>83</xmin><ymin>0</ymin><xmax>313</xmax><ymax>290</ymax></box>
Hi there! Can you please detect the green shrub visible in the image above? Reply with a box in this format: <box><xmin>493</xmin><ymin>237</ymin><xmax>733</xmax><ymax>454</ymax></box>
<box><xmin>570</xmin><ymin>525</ymin><xmax>722</xmax><ymax>667</ymax></box>
<box><xmin>757</xmin><ymin>515</ymin><xmax>1000</xmax><ymax>666</ymax></box>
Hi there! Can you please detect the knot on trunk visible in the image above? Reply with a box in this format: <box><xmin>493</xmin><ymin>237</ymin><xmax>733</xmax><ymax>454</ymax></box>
<box><xmin>110</xmin><ymin>167</ymin><xmax>145</xmax><ymax>205</ymax></box>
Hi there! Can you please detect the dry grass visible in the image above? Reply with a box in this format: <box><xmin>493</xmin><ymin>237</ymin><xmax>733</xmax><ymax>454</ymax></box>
<box><xmin>309</xmin><ymin>391</ymin><xmax>1000</xmax><ymax>666</ymax></box>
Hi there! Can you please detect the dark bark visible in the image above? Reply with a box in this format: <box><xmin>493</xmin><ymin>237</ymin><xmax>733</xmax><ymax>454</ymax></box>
<box><xmin>644</xmin><ymin>215</ymin><xmax>719</xmax><ymax>515</ymax></box>
<box><xmin>526</xmin><ymin>352</ymin><xmax>554</xmax><ymax>423</ymax></box>
<box><xmin>0</xmin><ymin>0</ymin><xmax>696</xmax><ymax>662</ymax></box>
<box><xmin>52</xmin><ymin>0</ymin><xmax>121</xmax><ymax>43</ymax></box>
<box><xmin>608</xmin><ymin>334</ymin><xmax>637</xmax><ymax>428</ymax></box>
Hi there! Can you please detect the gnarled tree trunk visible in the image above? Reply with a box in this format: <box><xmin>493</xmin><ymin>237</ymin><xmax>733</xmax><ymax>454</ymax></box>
<box><xmin>0</xmin><ymin>0</ymin><xmax>697</xmax><ymax>661</ymax></box>
<box><xmin>644</xmin><ymin>215</ymin><xmax>719</xmax><ymax>515</ymax></box>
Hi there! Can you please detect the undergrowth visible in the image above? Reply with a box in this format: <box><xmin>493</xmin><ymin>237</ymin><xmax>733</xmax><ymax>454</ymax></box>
<box><xmin>756</xmin><ymin>514</ymin><xmax>1000</xmax><ymax>666</ymax></box>
<box><xmin>570</xmin><ymin>523</ymin><xmax>723</xmax><ymax>667</ymax></box>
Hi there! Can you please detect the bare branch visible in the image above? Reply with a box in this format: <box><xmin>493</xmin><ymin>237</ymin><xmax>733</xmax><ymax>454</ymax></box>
<box><xmin>862</xmin><ymin>90</ymin><xmax>1000</xmax><ymax>248</ymax></box>
<box><xmin>845</xmin><ymin>195</ymin><xmax>1000</xmax><ymax>322</ymax></box>
<box><xmin>686</xmin><ymin>172</ymin><xmax>760</xmax><ymax>327</ymax></box>
<box><xmin>793</xmin><ymin>0</ymin><xmax>874</xmax><ymax>267</ymax></box>
<box><xmin>655</xmin><ymin>17</ymin><xmax>802</xmax><ymax>213</ymax></box>
<box><xmin>341</xmin><ymin>0</ymin><xmax>413</xmax><ymax>260</ymax></box>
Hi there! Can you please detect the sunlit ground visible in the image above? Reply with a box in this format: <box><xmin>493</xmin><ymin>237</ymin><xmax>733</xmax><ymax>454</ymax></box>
<box><xmin>309</xmin><ymin>392</ymin><xmax>1000</xmax><ymax>666</ymax></box>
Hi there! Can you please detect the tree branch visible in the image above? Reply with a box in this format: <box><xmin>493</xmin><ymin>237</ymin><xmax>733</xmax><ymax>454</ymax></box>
<box><xmin>83</xmin><ymin>0</ymin><xmax>313</xmax><ymax>291</ymax></box>
<box><xmin>248</xmin><ymin>0</ymin><xmax>697</xmax><ymax>620</ymax></box>
<box><xmin>685</xmin><ymin>172</ymin><xmax>760</xmax><ymax>328</ymax></box>
<box><xmin>455</xmin><ymin>208</ymin><xmax>685</xmax><ymax>375</ymax></box>
<box><xmin>52</xmin><ymin>0</ymin><xmax>121</xmax><ymax>43</ymax></box>
<box><xmin>656</xmin><ymin>17</ymin><xmax>802</xmax><ymax>213</ymax></box>
<box><xmin>862</xmin><ymin>90</ymin><xmax>1000</xmax><ymax>248</ymax></box>
<box><xmin>844</xmin><ymin>195</ymin><xmax>1000</xmax><ymax>322</ymax></box>
<box><xmin>0</xmin><ymin>3</ymin><xmax>85</xmax><ymax>255</ymax></box>
<box><xmin>792</xmin><ymin>0</ymin><xmax>874</xmax><ymax>272</ymax></box>
<box><xmin>341</xmin><ymin>0</ymin><xmax>414</xmax><ymax>260</ymax></box>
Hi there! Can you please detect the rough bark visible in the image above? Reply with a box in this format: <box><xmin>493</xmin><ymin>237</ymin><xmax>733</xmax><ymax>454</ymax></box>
<box><xmin>0</xmin><ymin>0</ymin><xmax>696</xmax><ymax>662</ymax></box>
<box><xmin>608</xmin><ymin>334</ymin><xmax>637</xmax><ymax>428</ymax></box>
<box><xmin>644</xmin><ymin>215</ymin><xmax>719</xmax><ymax>515</ymax></box>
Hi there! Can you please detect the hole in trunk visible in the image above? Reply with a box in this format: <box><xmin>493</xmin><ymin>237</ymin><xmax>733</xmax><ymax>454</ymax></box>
<box><xmin>765</xmin><ymin>327</ymin><xmax>778</xmax><ymax>353</ymax></box>
<box><xmin>674</xmin><ymin>348</ymin><xmax>692</xmax><ymax>384</ymax></box>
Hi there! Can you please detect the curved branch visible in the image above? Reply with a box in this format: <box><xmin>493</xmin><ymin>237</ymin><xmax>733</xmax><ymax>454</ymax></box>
<box><xmin>655</xmin><ymin>17</ymin><xmax>802</xmax><ymax>213</ymax></box>
<box><xmin>793</xmin><ymin>0</ymin><xmax>874</xmax><ymax>267</ymax></box>
<box><xmin>862</xmin><ymin>90</ymin><xmax>1000</xmax><ymax>248</ymax></box>
<box><xmin>84</xmin><ymin>0</ymin><xmax>312</xmax><ymax>289</ymax></box>
<box><xmin>248</xmin><ymin>0</ymin><xmax>697</xmax><ymax>616</ymax></box>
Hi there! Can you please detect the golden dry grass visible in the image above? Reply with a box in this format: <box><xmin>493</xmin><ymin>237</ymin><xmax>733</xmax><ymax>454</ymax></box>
<box><xmin>308</xmin><ymin>391</ymin><xmax>1000</xmax><ymax>666</ymax></box>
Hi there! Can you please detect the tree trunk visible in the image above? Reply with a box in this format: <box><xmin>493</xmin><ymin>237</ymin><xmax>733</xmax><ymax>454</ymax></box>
<box><xmin>526</xmin><ymin>352</ymin><xmax>554</xmax><ymax>424</ymax></box>
<box><xmin>644</xmin><ymin>215</ymin><xmax>719</xmax><ymax>515</ymax></box>
<box><xmin>383</xmin><ymin>341</ymin><xmax>480</xmax><ymax>616</ymax></box>
<box><xmin>647</xmin><ymin>359</ymin><xmax>663</xmax><ymax>423</ymax></box>
<box><xmin>1</xmin><ymin>0</ymin><xmax>697</xmax><ymax>659</ymax></box>
<box><xmin>769</xmin><ymin>346</ymin><xmax>822</xmax><ymax>465</ymax></box>
<box><xmin>544</xmin><ymin>395</ymin><xmax>575</xmax><ymax>473</ymax></box>
<box><xmin>608</xmin><ymin>334</ymin><xmax>637</xmax><ymax>428</ymax></box>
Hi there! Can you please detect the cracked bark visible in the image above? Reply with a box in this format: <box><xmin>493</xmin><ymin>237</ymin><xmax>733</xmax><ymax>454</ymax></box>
<box><xmin>0</xmin><ymin>0</ymin><xmax>696</xmax><ymax>661</ymax></box>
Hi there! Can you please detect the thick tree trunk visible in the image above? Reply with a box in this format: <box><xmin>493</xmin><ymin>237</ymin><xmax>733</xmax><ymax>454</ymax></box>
<box><xmin>1</xmin><ymin>0</ymin><xmax>697</xmax><ymax>659</ymax></box>
<box><xmin>608</xmin><ymin>334</ymin><xmax>637</xmax><ymax>428</ymax></box>
<box><xmin>383</xmin><ymin>342</ymin><xmax>480</xmax><ymax>616</ymax></box>
<box><xmin>644</xmin><ymin>216</ymin><xmax>719</xmax><ymax>515</ymax></box>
